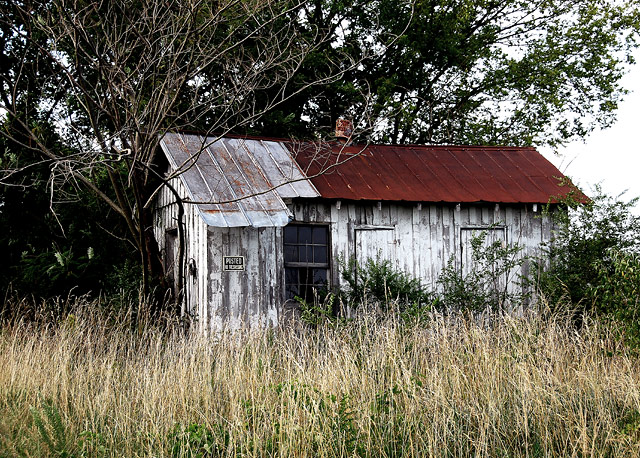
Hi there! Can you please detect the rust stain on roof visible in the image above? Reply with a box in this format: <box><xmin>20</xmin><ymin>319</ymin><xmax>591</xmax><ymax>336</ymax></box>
<box><xmin>292</xmin><ymin>142</ymin><xmax>581</xmax><ymax>204</ymax></box>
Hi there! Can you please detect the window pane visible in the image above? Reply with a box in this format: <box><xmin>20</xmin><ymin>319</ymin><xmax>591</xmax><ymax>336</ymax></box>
<box><xmin>299</xmin><ymin>267</ymin><xmax>311</xmax><ymax>286</ymax></box>
<box><xmin>313</xmin><ymin>269</ymin><xmax>327</xmax><ymax>285</ymax></box>
<box><xmin>314</xmin><ymin>246</ymin><xmax>327</xmax><ymax>264</ymax></box>
<box><xmin>296</xmin><ymin>245</ymin><xmax>308</xmax><ymax>263</ymax></box>
<box><xmin>283</xmin><ymin>225</ymin><xmax>330</xmax><ymax>303</ymax></box>
<box><xmin>285</xmin><ymin>268</ymin><xmax>298</xmax><ymax>285</ymax></box>
<box><xmin>284</xmin><ymin>245</ymin><xmax>297</xmax><ymax>262</ymax></box>
<box><xmin>286</xmin><ymin>285</ymin><xmax>299</xmax><ymax>299</ymax></box>
<box><xmin>313</xmin><ymin>226</ymin><xmax>327</xmax><ymax>245</ymax></box>
<box><xmin>298</xmin><ymin>226</ymin><xmax>312</xmax><ymax>244</ymax></box>
<box><xmin>284</xmin><ymin>226</ymin><xmax>297</xmax><ymax>244</ymax></box>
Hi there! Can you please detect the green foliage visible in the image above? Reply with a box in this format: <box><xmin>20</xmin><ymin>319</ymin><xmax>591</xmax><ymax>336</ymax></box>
<box><xmin>30</xmin><ymin>400</ymin><xmax>69</xmax><ymax>457</ymax></box>
<box><xmin>0</xmin><ymin>124</ymin><xmax>141</xmax><ymax>305</ymax></box>
<box><xmin>305</xmin><ymin>232</ymin><xmax>526</xmax><ymax>322</ymax></box>
<box><xmin>271</xmin><ymin>381</ymin><xmax>364</xmax><ymax>456</ymax></box>
<box><xmin>168</xmin><ymin>422</ymin><xmax>229</xmax><ymax>458</ymax></box>
<box><xmin>256</xmin><ymin>0</ymin><xmax>639</xmax><ymax>148</ymax></box>
<box><xmin>332</xmin><ymin>395</ymin><xmax>365</xmax><ymax>456</ymax></box>
<box><xmin>296</xmin><ymin>292</ymin><xmax>347</xmax><ymax>328</ymax></box>
<box><xmin>340</xmin><ymin>256</ymin><xmax>437</xmax><ymax>312</ymax></box>
<box><xmin>538</xmin><ymin>188</ymin><xmax>640</xmax><ymax>313</ymax></box>
<box><xmin>595</xmin><ymin>251</ymin><xmax>640</xmax><ymax>334</ymax></box>
<box><xmin>438</xmin><ymin>229</ymin><xmax>527</xmax><ymax>311</ymax></box>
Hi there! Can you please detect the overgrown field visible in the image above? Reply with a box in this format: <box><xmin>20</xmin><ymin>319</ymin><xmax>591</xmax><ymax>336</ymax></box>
<box><xmin>2</xmin><ymin>303</ymin><xmax>640</xmax><ymax>457</ymax></box>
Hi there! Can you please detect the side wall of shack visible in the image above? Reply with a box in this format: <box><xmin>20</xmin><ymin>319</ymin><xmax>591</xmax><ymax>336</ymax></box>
<box><xmin>153</xmin><ymin>178</ymin><xmax>209</xmax><ymax>330</ymax></box>
<box><xmin>206</xmin><ymin>226</ymin><xmax>282</xmax><ymax>330</ymax></box>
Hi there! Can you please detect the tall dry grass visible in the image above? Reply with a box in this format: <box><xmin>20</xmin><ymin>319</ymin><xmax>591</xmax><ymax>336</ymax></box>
<box><xmin>1</xmin><ymin>300</ymin><xmax>640</xmax><ymax>457</ymax></box>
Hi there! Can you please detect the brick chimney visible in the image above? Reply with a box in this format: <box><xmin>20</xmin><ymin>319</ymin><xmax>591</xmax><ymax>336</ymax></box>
<box><xmin>335</xmin><ymin>119</ymin><xmax>353</xmax><ymax>143</ymax></box>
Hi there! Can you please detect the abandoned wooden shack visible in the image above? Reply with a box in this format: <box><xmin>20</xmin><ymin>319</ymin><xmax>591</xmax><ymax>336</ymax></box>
<box><xmin>154</xmin><ymin>132</ymin><xmax>572</xmax><ymax>331</ymax></box>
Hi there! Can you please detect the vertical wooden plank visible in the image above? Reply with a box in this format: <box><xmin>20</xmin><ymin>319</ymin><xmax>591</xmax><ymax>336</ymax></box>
<box><xmin>334</xmin><ymin>202</ymin><xmax>351</xmax><ymax>290</ymax></box>
<box><xmin>482</xmin><ymin>206</ymin><xmax>491</xmax><ymax>226</ymax></box>
<box><xmin>365</xmin><ymin>205</ymin><xmax>374</xmax><ymax>226</ymax></box>
<box><xmin>219</xmin><ymin>228</ymin><xmax>231</xmax><ymax>329</ymax></box>
<box><xmin>396</xmin><ymin>205</ymin><xmax>413</xmax><ymax>274</ymax></box>
<box><xmin>258</xmin><ymin>226</ymin><xmax>278</xmax><ymax>327</ymax></box>
<box><xmin>430</xmin><ymin>205</ymin><xmax>442</xmax><ymax>288</ymax></box>
<box><xmin>467</xmin><ymin>206</ymin><xmax>476</xmax><ymax>226</ymax></box>
<box><xmin>274</xmin><ymin>226</ymin><xmax>284</xmax><ymax>326</ymax></box>
<box><xmin>412</xmin><ymin>205</ymin><xmax>422</xmax><ymax>281</ymax></box>
<box><xmin>244</xmin><ymin>229</ymin><xmax>259</xmax><ymax>328</ymax></box>
<box><xmin>443</xmin><ymin>204</ymin><xmax>454</xmax><ymax>270</ymax></box>
<box><xmin>420</xmin><ymin>205</ymin><xmax>434</xmax><ymax>288</ymax></box>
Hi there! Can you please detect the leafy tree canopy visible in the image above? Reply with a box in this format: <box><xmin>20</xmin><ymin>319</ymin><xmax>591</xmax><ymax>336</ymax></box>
<box><xmin>260</xmin><ymin>0</ymin><xmax>639</xmax><ymax>147</ymax></box>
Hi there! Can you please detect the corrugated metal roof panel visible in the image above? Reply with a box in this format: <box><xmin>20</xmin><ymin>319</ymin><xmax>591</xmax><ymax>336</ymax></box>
<box><xmin>160</xmin><ymin>133</ymin><xmax>320</xmax><ymax>227</ymax></box>
<box><xmin>293</xmin><ymin>143</ymin><xmax>574</xmax><ymax>203</ymax></box>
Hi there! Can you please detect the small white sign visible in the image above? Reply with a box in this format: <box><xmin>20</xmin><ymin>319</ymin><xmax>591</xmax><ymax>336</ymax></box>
<box><xmin>223</xmin><ymin>256</ymin><xmax>245</xmax><ymax>271</ymax></box>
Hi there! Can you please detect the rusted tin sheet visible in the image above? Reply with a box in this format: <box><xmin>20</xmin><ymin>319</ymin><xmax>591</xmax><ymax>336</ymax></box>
<box><xmin>160</xmin><ymin>133</ymin><xmax>319</xmax><ymax>227</ymax></box>
<box><xmin>294</xmin><ymin>143</ymin><xmax>576</xmax><ymax>203</ymax></box>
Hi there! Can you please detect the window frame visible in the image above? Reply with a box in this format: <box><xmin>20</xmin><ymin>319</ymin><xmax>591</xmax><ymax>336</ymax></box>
<box><xmin>283</xmin><ymin>223</ymin><xmax>331</xmax><ymax>302</ymax></box>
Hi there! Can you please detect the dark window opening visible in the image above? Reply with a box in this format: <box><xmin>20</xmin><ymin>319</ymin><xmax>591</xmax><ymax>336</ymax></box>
<box><xmin>284</xmin><ymin>224</ymin><xmax>329</xmax><ymax>302</ymax></box>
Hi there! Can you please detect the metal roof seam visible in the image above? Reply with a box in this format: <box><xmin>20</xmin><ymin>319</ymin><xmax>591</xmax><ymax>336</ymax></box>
<box><xmin>469</xmin><ymin>149</ymin><xmax>520</xmax><ymax>203</ymax></box>
<box><xmin>407</xmin><ymin>147</ymin><xmax>452</xmax><ymax>201</ymax></box>
<box><xmin>260</xmin><ymin>140</ymin><xmax>300</xmax><ymax>198</ymax></box>
<box><xmin>438</xmin><ymin>148</ymin><xmax>477</xmax><ymax>201</ymax></box>
<box><xmin>203</xmin><ymin>137</ymin><xmax>250</xmax><ymax>227</ymax></box>
<box><xmin>239</xmin><ymin>139</ymin><xmax>293</xmax><ymax>221</ymax></box>
<box><xmin>221</xmin><ymin>138</ymin><xmax>279</xmax><ymax>227</ymax></box>
<box><xmin>500</xmin><ymin>149</ymin><xmax>547</xmax><ymax>201</ymax></box>
<box><xmin>162</xmin><ymin>135</ymin><xmax>233</xmax><ymax>227</ymax></box>
<box><xmin>448</xmin><ymin>147</ymin><xmax>495</xmax><ymax>201</ymax></box>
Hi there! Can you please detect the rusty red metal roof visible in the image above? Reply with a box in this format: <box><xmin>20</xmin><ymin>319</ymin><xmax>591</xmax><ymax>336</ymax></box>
<box><xmin>291</xmin><ymin>142</ymin><xmax>577</xmax><ymax>203</ymax></box>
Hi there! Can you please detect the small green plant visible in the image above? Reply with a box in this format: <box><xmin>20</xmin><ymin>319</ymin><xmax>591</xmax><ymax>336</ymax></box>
<box><xmin>296</xmin><ymin>291</ymin><xmax>346</xmax><ymax>327</ymax></box>
<box><xmin>77</xmin><ymin>430</ymin><xmax>108</xmax><ymax>457</ymax></box>
<box><xmin>30</xmin><ymin>399</ymin><xmax>75</xmax><ymax>457</ymax></box>
<box><xmin>333</xmin><ymin>394</ymin><xmax>365</xmax><ymax>456</ymax></box>
<box><xmin>169</xmin><ymin>422</ymin><xmax>229</xmax><ymax>458</ymax></box>
<box><xmin>437</xmin><ymin>229</ymin><xmax>526</xmax><ymax>311</ymax></box>
<box><xmin>340</xmin><ymin>256</ymin><xmax>437</xmax><ymax>313</ymax></box>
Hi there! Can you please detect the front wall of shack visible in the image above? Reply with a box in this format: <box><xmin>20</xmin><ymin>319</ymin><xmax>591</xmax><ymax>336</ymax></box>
<box><xmin>202</xmin><ymin>199</ymin><xmax>553</xmax><ymax>330</ymax></box>
<box><xmin>289</xmin><ymin>200</ymin><xmax>552</xmax><ymax>295</ymax></box>
<box><xmin>207</xmin><ymin>226</ymin><xmax>282</xmax><ymax>330</ymax></box>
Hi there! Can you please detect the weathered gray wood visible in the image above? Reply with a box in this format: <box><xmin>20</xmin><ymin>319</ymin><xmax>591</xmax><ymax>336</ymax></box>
<box><xmin>156</xmin><ymin>191</ymin><xmax>557</xmax><ymax>332</ymax></box>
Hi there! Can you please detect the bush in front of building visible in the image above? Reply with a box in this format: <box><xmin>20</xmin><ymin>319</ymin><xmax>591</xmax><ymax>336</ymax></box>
<box><xmin>339</xmin><ymin>256</ymin><xmax>437</xmax><ymax>314</ymax></box>
<box><xmin>436</xmin><ymin>230</ymin><xmax>527</xmax><ymax>312</ymax></box>
<box><xmin>536</xmin><ymin>188</ymin><xmax>640</xmax><ymax>346</ymax></box>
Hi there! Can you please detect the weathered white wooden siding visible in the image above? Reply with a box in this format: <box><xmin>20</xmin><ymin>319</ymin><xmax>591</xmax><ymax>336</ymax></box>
<box><xmin>155</xmin><ymin>195</ymin><xmax>555</xmax><ymax>331</ymax></box>
<box><xmin>206</xmin><ymin>226</ymin><xmax>281</xmax><ymax>330</ymax></box>
<box><xmin>153</xmin><ymin>178</ymin><xmax>208</xmax><ymax>331</ymax></box>
<box><xmin>289</xmin><ymin>200</ymin><xmax>553</xmax><ymax>294</ymax></box>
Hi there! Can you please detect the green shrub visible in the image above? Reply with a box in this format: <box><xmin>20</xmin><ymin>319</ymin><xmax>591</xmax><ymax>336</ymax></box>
<box><xmin>29</xmin><ymin>399</ymin><xmax>106</xmax><ymax>458</ymax></box>
<box><xmin>537</xmin><ymin>187</ymin><xmax>640</xmax><ymax>323</ymax></box>
<box><xmin>593</xmin><ymin>250</ymin><xmax>640</xmax><ymax>347</ymax></box>
<box><xmin>30</xmin><ymin>399</ymin><xmax>74</xmax><ymax>458</ymax></box>
<box><xmin>339</xmin><ymin>256</ymin><xmax>437</xmax><ymax>313</ymax></box>
<box><xmin>438</xmin><ymin>229</ymin><xmax>527</xmax><ymax>312</ymax></box>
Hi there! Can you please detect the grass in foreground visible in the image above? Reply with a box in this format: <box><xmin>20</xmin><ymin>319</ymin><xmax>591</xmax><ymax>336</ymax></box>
<box><xmin>1</xmin><ymin>302</ymin><xmax>640</xmax><ymax>457</ymax></box>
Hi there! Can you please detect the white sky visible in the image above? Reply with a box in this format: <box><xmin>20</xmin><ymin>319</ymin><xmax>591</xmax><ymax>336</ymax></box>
<box><xmin>540</xmin><ymin>48</ymin><xmax>640</xmax><ymax>214</ymax></box>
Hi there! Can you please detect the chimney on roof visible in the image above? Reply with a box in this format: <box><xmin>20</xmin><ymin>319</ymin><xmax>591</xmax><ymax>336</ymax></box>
<box><xmin>335</xmin><ymin>118</ymin><xmax>353</xmax><ymax>143</ymax></box>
